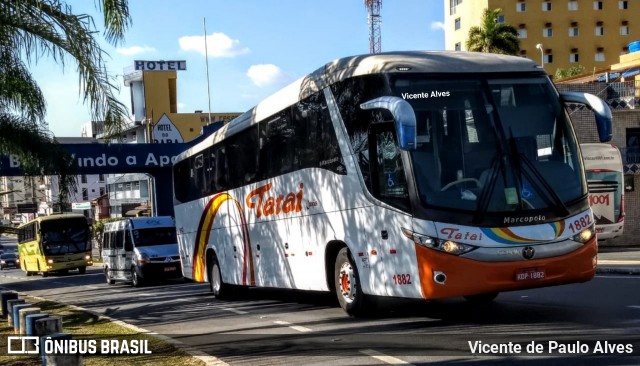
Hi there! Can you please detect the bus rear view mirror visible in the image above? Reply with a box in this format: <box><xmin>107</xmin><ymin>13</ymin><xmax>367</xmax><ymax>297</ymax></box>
<box><xmin>560</xmin><ymin>92</ymin><xmax>612</xmax><ymax>143</ymax></box>
<box><xmin>360</xmin><ymin>96</ymin><xmax>417</xmax><ymax>151</ymax></box>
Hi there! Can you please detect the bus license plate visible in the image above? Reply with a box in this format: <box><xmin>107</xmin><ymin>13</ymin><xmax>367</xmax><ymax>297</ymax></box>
<box><xmin>164</xmin><ymin>267</ymin><xmax>176</xmax><ymax>272</ymax></box>
<box><xmin>516</xmin><ymin>268</ymin><xmax>545</xmax><ymax>281</ymax></box>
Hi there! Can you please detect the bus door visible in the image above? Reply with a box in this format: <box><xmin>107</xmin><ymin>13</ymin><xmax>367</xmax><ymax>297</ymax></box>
<box><xmin>123</xmin><ymin>225</ymin><xmax>135</xmax><ymax>273</ymax></box>
<box><xmin>114</xmin><ymin>227</ymin><xmax>127</xmax><ymax>277</ymax></box>
<box><xmin>103</xmin><ymin>229</ymin><xmax>116</xmax><ymax>276</ymax></box>
<box><xmin>368</xmin><ymin>122</ymin><xmax>417</xmax><ymax>297</ymax></box>
<box><xmin>208</xmin><ymin>146</ymin><xmax>244</xmax><ymax>286</ymax></box>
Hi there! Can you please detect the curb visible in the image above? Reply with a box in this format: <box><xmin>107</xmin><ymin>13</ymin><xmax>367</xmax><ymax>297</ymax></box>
<box><xmin>3</xmin><ymin>290</ymin><xmax>229</xmax><ymax>366</ymax></box>
<box><xmin>596</xmin><ymin>266</ymin><xmax>640</xmax><ymax>275</ymax></box>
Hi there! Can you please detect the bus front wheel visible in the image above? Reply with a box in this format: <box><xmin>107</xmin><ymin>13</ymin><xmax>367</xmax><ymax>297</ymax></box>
<box><xmin>78</xmin><ymin>266</ymin><xmax>86</xmax><ymax>274</ymax></box>
<box><xmin>131</xmin><ymin>267</ymin><xmax>143</xmax><ymax>287</ymax></box>
<box><xmin>209</xmin><ymin>255</ymin><xmax>231</xmax><ymax>299</ymax></box>
<box><xmin>334</xmin><ymin>247</ymin><xmax>371</xmax><ymax>317</ymax></box>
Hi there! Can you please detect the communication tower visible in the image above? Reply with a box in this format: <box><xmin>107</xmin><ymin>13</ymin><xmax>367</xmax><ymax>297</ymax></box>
<box><xmin>364</xmin><ymin>0</ymin><xmax>382</xmax><ymax>54</ymax></box>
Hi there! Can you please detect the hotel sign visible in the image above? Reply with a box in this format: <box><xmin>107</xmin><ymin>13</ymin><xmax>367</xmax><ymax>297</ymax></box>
<box><xmin>134</xmin><ymin>60</ymin><xmax>187</xmax><ymax>71</ymax></box>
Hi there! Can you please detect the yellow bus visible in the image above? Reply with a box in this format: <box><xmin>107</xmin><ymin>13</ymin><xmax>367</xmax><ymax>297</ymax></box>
<box><xmin>18</xmin><ymin>214</ymin><xmax>93</xmax><ymax>277</ymax></box>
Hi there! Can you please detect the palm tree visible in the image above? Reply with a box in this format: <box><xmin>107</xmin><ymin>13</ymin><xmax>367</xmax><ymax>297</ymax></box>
<box><xmin>466</xmin><ymin>8</ymin><xmax>519</xmax><ymax>55</ymax></box>
<box><xmin>0</xmin><ymin>0</ymin><xmax>131</xmax><ymax>210</ymax></box>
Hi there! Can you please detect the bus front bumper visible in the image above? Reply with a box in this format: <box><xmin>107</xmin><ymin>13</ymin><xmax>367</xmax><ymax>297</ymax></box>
<box><xmin>415</xmin><ymin>237</ymin><xmax>597</xmax><ymax>300</ymax></box>
<box><xmin>137</xmin><ymin>262</ymin><xmax>183</xmax><ymax>279</ymax></box>
<box><xmin>47</xmin><ymin>258</ymin><xmax>93</xmax><ymax>271</ymax></box>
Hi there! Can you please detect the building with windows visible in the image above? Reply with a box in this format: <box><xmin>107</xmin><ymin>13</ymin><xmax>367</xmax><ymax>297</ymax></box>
<box><xmin>0</xmin><ymin>176</ymin><xmax>49</xmax><ymax>225</ymax></box>
<box><xmin>86</xmin><ymin>60</ymin><xmax>240</xmax><ymax>218</ymax></box>
<box><xmin>444</xmin><ymin>0</ymin><xmax>639</xmax><ymax>74</ymax></box>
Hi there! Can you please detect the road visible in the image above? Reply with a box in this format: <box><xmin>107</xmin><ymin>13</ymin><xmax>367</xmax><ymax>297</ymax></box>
<box><xmin>1</xmin><ymin>266</ymin><xmax>640</xmax><ymax>365</ymax></box>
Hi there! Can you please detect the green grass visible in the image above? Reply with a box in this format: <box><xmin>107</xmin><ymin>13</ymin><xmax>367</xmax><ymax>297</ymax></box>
<box><xmin>0</xmin><ymin>299</ymin><xmax>207</xmax><ymax>366</ymax></box>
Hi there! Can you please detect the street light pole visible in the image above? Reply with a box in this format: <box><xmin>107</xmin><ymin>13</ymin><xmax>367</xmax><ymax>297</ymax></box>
<box><xmin>536</xmin><ymin>43</ymin><xmax>544</xmax><ymax>67</ymax></box>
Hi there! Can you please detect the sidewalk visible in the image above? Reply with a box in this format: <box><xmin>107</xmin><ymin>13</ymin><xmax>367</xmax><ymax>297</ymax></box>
<box><xmin>596</xmin><ymin>246</ymin><xmax>640</xmax><ymax>275</ymax></box>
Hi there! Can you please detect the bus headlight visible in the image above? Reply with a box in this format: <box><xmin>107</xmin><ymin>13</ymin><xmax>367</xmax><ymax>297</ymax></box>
<box><xmin>46</xmin><ymin>259</ymin><xmax>54</xmax><ymax>264</ymax></box>
<box><xmin>136</xmin><ymin>253</ymin><xmax>150</xmax><ymax>264</ymax></box>
<box><xmin>572</xmin><ymin>225</ymin><xmax>595</xmax><ymax>244</ymax></box>
<box><xmin>85</xmin><ymin>255</ymin><xmax>91</xmax><ymax>260</ymax></box>
<box><xmin>402</xmin><ymin>228</ymin><xmax>476</xmax><ymax>255</ymax></box>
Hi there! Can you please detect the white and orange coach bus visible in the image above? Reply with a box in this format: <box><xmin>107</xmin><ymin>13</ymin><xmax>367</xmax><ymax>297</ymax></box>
<box><xmin>172</xmin><ymin>51</ymin><xmax>612</xmax><ymax>316</ymax></box>
<box><xmin>580</xmin><ymin>143</ymin><xmax>625</xmax><ymax>240</ymax></box>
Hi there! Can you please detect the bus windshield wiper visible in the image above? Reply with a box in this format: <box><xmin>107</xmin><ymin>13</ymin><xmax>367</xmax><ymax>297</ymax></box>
<box><xmin>516</xmin><ymin>150</ymin><xmax>570</xmax><ymax>217</ymax></box>
<box><xmin>472</xmin><ymin>153</ymin><xmax>502</xmax><ymax>224</ymax></box>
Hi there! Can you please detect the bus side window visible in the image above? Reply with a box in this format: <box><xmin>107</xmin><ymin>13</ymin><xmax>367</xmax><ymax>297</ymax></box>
<box><xmin>103</xmin><ymin>232</ymin><xmax>109</xmax><ymax>250</ymax></box>
<box><xmin>215</xmin><ymin>147</ymin><xmax>228</xmax><ymax>192</ymax></box>
<box><xmin>124</xmin><ymin>230</ymin><xmax>133</xmax><ymax>251</ymax></box>
<box><xmin>369</xmin><ymin>122</ymin><xmax>410</xmax><ymax>211</ymax></box>
<box><xmin>115</xmin><ymin>230</ymin><xmax>124</xmax><ymax>250</ymax></box>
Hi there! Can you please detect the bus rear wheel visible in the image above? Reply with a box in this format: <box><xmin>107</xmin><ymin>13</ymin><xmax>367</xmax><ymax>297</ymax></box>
<box><xmin>104</xmin><ymin>267</ymin><xmax>115</xmax><ymax>285</ymax></box>
<box><xmin>209</xmin><ymin>255</ymin><xmax>231</xmax><ymax>299</ymax></box>
<box><xmin>334</xmin><ymin>247</ymin><xmax>371</xmax><ymax>317</ymax></box>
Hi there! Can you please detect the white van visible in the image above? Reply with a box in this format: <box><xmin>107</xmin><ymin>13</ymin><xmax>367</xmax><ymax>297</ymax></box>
<box><xmin>102</xmin><ymin>216</ymin><xmax>181</xmax><ymax>286</ymax></box>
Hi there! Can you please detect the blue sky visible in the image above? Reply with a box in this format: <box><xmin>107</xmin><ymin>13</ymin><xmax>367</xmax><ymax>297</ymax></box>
<box><xmin>32</xmin><ymin>0</ymin><xmax>445</xmax><ymax>137</ymax></box>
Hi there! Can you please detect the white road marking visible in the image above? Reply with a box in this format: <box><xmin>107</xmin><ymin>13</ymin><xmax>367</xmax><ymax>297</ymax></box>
<box><xmin>273</xmin><ymin>320</ymin><xmax>312</xmax><ymax>333</ymax></box>
<box><xmin>220</xmin><ymin>307</ymin><xmax>248</xmax><ymax>315</ymax></box>
<box><xmin>628</xmin><ymin>305</ymin><xmax>640</xmax><ymax>309</ymax></box>
<box><xmin>598</xmin><ymin>260</ymin><xmax>640</xmax><ymax>265</ymax></box>
<box><xmin>597</xmin><ymin>275</ymin><xmax>640</xmax><ymax>279</ymax></box>
<box><xmin>360</xmin><ymin>349</ymin><xmax>415</xmax><ymax>365</ymax></box>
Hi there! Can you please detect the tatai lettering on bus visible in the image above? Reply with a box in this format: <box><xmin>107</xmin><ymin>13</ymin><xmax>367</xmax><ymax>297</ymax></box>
<box><xmin>440</xmin><ymin>227</ymin><xmax>483</xmax><ymax>241</ymax></box>
<box><xmin>246</xmin><ymin>183</ymin><xmax>304</xmax><ymax>218</ymax></box>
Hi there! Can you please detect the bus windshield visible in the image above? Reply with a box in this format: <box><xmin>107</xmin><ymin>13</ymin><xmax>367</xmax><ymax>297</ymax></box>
<box><xmin>391</xmin><ymin>75</ymin><xmax>585</xmax><ymax>216</ymax></box>
<box><xmin>40</xmin><ymin>219</ymin><xmax>90</xmax><ymax>255</ymax></box>
<box><xmin>132</xmin><ymin>227</ymin><xmax>177</xmax><ymax>247</ymax></box>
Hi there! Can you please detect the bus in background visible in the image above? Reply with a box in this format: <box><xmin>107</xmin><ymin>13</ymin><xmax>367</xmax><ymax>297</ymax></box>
<box><xmin>580</xmin><ymin>143</ymin><xmax>624</xmax><ymax>240</ymax></box>
<box><xmin>173</xmin><ymin>51</ymin><xmax>612</xmax><ymax>316</ymax></box>
<box><xmin>18</xmin><ymin>214</ymin><xmax>92</xmax><ymax>277</ymax></box>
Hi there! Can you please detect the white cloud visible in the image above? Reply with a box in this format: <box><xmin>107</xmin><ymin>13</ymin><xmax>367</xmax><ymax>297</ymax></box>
<box><xmin>246</xmin><ymin>64</ymin><xmax>288</xmax><ymax>87</ymax></box>
<box><xmin>116</xmin><ymin>45</ymin><xmax>156</xmax><ymax>56</ymax></box>
<box><xmin>179</xmin><ymin>32</ymin><xmax>249</xmax><ymax>58</ymax></box>
<box><xmin>431</xmin><ymin>21</ymin><xmax>445</xmax><ymax>31</ymax></box>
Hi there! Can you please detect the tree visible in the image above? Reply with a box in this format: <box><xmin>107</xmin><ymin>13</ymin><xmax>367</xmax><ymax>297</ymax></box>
<box><xmin>466</xmin><ymin>8</ymin><xmax>520</xmax><ymax>55</ymax></box>
<box><xmin>91</xmin><ymin>217</ymin><xmax>120</xmax><ymax>257</ymax></box>
<box><xmin>0</xmin><ymin>0</ymin><xmax>131</xmax><ymax>207</ymax></box>
<box><xmin>554</xmin><ymin>65</ymin><xmax>586</xmax><ymax>80</ymax></box>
